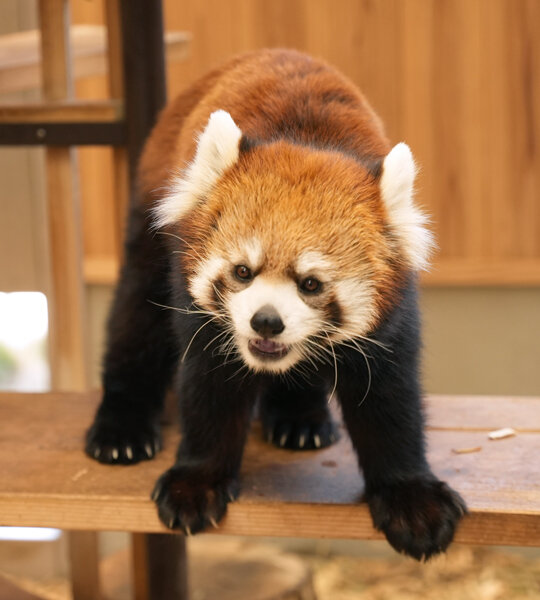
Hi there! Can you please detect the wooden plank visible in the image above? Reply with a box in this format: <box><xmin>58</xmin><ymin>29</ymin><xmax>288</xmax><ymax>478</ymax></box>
<box><xmin>0</xmin><ymin>392</ymin><xmax>538</xmax><ymax>546</ymax></box>
<box><xmin>427</xmin><ymin>395</ymin><xmax>540</xmax><ymax>432</ymax></box>
<box><xmin>0</xmin><ymin>99</ymin><xmax>123</xmax><ymax>123</ymax></box>
<box><xmin>422</xmin><ymin>259</ymin><xmax>540</xmax><ymax>286</ymax></box>
<box><xmin>0</xmin><ymin>26</ymin><xmax>190</xmax><ymax>93</ymax></box>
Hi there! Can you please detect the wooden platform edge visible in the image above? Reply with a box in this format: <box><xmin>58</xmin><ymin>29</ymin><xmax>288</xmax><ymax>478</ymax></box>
<box><xmin>1</xmin><ymin>496</ymin><xmax>538</xmax><ymax>547</ymax></box>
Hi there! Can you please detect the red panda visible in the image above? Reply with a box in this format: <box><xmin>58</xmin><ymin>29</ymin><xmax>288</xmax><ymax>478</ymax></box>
<box><xmin>86</xmin><ymin>49</ymin><xmax>466</xmax><ymax>560</ymax></box>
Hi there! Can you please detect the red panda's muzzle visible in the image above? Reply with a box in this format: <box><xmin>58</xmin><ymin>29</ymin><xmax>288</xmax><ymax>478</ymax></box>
<box><xmin>248</xmin><ymin>338</ymin><xmax>290</xmax><ymax>361</ymax></box>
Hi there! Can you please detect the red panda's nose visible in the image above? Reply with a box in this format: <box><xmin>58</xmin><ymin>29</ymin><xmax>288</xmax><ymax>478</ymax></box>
<box><xmin>250</xmin><ymin>304</ymin><xmax>285</xmax><ymax>338</ymax></box>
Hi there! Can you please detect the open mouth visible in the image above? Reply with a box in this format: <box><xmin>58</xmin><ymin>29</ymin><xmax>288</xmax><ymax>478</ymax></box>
<box><xmin>248</xmin><ymin>338</ymin><xmax>290</xmax><ymax>361</ymax></box>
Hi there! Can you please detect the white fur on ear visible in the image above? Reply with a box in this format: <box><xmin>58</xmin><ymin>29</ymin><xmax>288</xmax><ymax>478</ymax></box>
<box><xmin>380</xmin><ymin>143</ymin><xmax>434</xmax><ymax>270</ymax></box>
<box><xmin>154</xmin><ymin>110</ymin><xmax>242</xmax><ymax>227</ymax></box>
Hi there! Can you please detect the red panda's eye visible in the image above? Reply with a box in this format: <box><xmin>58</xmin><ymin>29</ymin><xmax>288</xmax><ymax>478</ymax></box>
<box><xmin>300</xmin><ymin>277</ymin><xmax>321</xmax><ymax>293</ymax></box>
<box><xmin>235</xmin><ymin>265</ymin><xmax>252</xmax><ymax>281</ymax></box>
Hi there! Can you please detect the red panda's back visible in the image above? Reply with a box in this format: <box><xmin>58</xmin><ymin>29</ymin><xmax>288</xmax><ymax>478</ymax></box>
<box><xmin>139</xmin><ymin>49</ymin><xmax>390</xmax><ymax>200</ymax></box>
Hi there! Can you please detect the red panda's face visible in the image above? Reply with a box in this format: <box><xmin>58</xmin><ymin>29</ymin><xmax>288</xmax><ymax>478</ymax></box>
<box><xmin>155</xmin><ymin>111</ymin><xmax>432</xmax><ymax>374</ymax></box>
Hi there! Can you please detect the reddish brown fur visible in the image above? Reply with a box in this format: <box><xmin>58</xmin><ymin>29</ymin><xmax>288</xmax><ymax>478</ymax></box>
<box><xmin>139</xmin><ymin>49</ymin><xmax>404</xmax><ymax>320</ymax></box>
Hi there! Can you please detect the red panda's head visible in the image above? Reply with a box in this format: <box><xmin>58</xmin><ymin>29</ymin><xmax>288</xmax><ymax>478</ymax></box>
<box><xmin>155</xmin><ymin>111</ymin><xmax>433</xmax><ymax>373</ymax></box>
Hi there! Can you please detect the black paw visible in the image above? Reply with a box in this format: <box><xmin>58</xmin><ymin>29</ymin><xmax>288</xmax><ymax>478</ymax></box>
<box><xmin>85</xmin><ymin>417</ymin><xmax>162</xmax><ymax>465</ymax></box>
<box><xmin>263</xmin><ymin>416</ymin><xmax>339</xmax><ymax>450</ymax></box>
<box><xmin>152</xmin><ymin>465</ymin><xmax>238</xmax><ymax>534</ymax></box>
<box><xmin>367</xmin><ymin>478</ymin><xmax>467</xmax><ymax>561</ymax></box>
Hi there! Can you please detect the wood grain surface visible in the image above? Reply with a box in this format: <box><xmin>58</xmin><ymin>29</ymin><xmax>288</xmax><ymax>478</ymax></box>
<box><xmin>0</xmin><ymin>392</ymin><xmax>538</xmax><ymax>546</ymax></box>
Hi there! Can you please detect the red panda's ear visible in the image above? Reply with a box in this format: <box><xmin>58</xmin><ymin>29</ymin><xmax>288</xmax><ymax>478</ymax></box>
<box><xmin>154</xmin><ymin>110</ymin><xmax>242</xmax><ymax>228</ymax></box>
<box><xmin>380</xmin><ymin>143</ymin><xmax>434</xmax><ymax>271</ymax></box>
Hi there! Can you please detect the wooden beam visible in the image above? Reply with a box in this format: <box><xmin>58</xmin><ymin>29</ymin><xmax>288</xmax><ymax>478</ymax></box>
<box><xmin>422</xmin><ymin>259</ymin><xmax>540</xmax><ymax>287</ymax></box>
<box><xmin>0</xmin><ymin>121</ymin><xmax>125</xmax><ymax>146</ymax></box>
<box><xmin>0</xmin><ymin>100</ymin><xmax>123</xmax><ymax>123</ymax></box>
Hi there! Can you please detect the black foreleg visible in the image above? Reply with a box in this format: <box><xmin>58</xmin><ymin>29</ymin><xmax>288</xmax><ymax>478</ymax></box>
<box><xmin>337</xmin><ymin>284</ymin><xmax>466</xmax><ymax>560</ymax></box>
<box><xmin>86</xmin><ymin>205</ymin><xmax>179</xmax><ymax>464</ymax></box>
<box><xmin>152</xmin><ymin>342</ymin><xmax>258</xmax><ymax>534</ymax></box>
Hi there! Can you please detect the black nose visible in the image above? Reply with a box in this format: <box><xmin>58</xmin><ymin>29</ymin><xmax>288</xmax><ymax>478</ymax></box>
<box><xmin>250</xmin><ymin>304</ymin><xmax>285</xmax><ymax>337</ymax></box>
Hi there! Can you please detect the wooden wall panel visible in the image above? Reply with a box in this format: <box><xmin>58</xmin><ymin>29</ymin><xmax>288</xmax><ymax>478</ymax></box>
<box><xmin>71</xmin><ymin>0</ymin><xmax>540</xmax><ymax>286</ymax></box>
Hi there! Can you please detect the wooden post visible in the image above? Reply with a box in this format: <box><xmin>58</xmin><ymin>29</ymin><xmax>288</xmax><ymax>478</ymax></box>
<box><xmin>116</xmin><ymin>4</ymin><xmax>188</xmax><ymax>599</ymax></box>
<box><xmin>105</xmin><ymin>0</ymin><xmax>129</xmax><ymax>262</ymax></box>
<box><xmin>38</xmin><ymin>2</ymin><xmax>98</xmax><ymax>599</ymax></box>
<box><xmin>38</xmin><ymin>0</ymin><xmax>89</xmax><ymax>392</ymax></box>
<box><xmin>132</xmin><ymin>534</ymin><xmax>189</xmax><ymax>600</ymax></box>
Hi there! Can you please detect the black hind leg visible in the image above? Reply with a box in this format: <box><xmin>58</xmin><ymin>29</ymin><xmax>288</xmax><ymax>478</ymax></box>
<box><xmin>260</xmin><ymin>379</ymin><xmax>339</xmax><ymax>450</ymax></box>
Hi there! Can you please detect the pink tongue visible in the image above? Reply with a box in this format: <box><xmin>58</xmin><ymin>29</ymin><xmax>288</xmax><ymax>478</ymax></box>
<box><xmin>254</xmin><ymin>339</ymin><xmax>280</xmax><ymax>353</ymax></box>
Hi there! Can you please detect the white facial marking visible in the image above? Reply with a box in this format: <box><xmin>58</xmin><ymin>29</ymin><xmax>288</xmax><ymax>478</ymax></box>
<box><xmin>227</xmin><ymin>276</ymin><xmax>320</xmax><ymax>372</ymax></box>
<box><xmin>189</xmin><ymin>255</ymin><xmax>226</xmax><ymax>307</ymax></box>
<box><xmin>296</xmin><ymin>250</ymin><xmax>332</xmax><ymax>277</ymax></box>
<box><xmin>231</xmin><ymin>237</ymin><xmax>264</xmax><ymax>270</ymax></box>
<box><xmin>154</xmin><ymin>110</ymin><xmax>242</xmax><ymax>228</ymax></box>
<box><xmin>380</xmin><ymin>143</ymin><xmax>434</xmax><ymax>271</ymax></box>
<box><xmin>332</xmin><ymin>278</ymin><xmax>377</xmax><ymax>341</ymax></box>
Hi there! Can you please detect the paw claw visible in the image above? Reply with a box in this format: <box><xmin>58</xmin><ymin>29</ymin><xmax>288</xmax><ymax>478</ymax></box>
<box><xmin>85</xmin><ymin>418</ymin><xmax>162</xmax><ymax>465</ymax></box>
<box><xmin>154</xmin><ymin>466</ymin><xmax>237</xmax><ymax>535</ymax></box>
<box><xmin>263</xmin><ymin>417</ymin><xmax>338</xmax><ymax>451</ymax></box>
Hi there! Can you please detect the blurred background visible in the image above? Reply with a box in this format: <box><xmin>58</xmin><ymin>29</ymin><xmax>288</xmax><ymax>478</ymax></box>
<box><xmin>0</xmin><ymin>1</ymin><xmax>538</xmax><ymax>599</ymax></box>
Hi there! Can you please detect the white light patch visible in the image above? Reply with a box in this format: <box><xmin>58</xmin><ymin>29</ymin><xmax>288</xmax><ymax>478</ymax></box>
<box><xmin>380</xmin><ymin>143</ymin><xmax>434</xmax><ymax>271</ymax></box>
<box><xmin>227</xmin><ymin>276</ymin><xmax>320</xmax><ymax>372</ymax></box>
<box><xmin>296</xmin><ymin>250</ymin><xmax>332</xmax><ymax>277</ymax></box>
<box><xmin>0</xmin><ymin>527</ymin><xmax>61</xmax><ymax>542</ymax></box>
<box><xmin>154</xmin><ymin>110</ymin><xmax>242</xmax><ymax>228</ymax></box>
<box><xmin>0</xmin><ymin>292</ymin><xmax>48</xmax><ymax>350</ymax></box>
<box><xmin>188</xmin><ymin>255</ymin><xmax>227</xmax><ymax>308</ymax></box>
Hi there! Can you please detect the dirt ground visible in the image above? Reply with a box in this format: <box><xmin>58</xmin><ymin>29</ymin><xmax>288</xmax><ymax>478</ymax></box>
<box><xmin>306</xmin><ymin>544</ymin><xmax>540</xmax><ymax>600</ymax></box>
